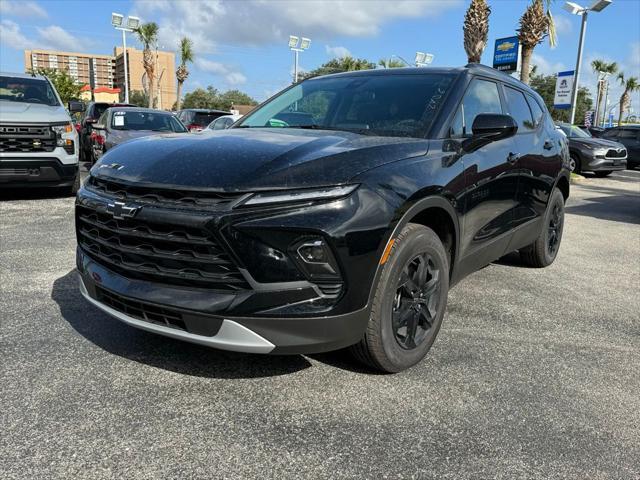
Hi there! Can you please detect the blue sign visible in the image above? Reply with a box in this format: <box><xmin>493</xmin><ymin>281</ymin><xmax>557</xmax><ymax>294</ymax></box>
<box><xmin>554</xmin><ymin>70</ymin><xmax>575</xmax><ymax>109</ymax></box>
<box><xmin>493</xmin><ymin>36</ymin><xmax>519</xmax><ymax>72</ymax></box>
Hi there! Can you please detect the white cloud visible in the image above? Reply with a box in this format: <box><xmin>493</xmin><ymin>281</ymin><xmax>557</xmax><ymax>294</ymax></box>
<box><xmin>0</xmin><ymin>1</ymin><xmax>47</xmax><ymax>19</ymax></box>
<box><xmin>36</xmin><ymin>25</ymin><xmax>91</xmax><ymax>52</ymax></box>
<box><xmin>133</xmin><ymin>0</ymin><xmax>461</xmax><ymax>53</ymax></box>
<box><xmin>195</xmin><ymin>58</ymin><xmax>247</xmax><ymax>85</ymax></box>
<box><xmin>0</xmin><ymin>20</ymin><xmax>33</xmax><ymax>50</ymax></box>
<box><xmin>553</xmin><ymin>14</ymin><xmax>573</xmax><ymax>36</ymax></box>
<box><xmin>531</xmin><ymin>53</ymin><xmax>567</xmax><ymax>76</ymax></box>
<box><xmin>326</xmin><ymin>45</ymin><xmax>352</xmax><ymax>58</ymax></box>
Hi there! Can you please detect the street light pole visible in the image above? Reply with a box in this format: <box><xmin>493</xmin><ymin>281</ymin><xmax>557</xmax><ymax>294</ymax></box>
<box><xmin>569</xmin><ymin>10</ymin><xmax>587</xmax><ymax>125</ymax></box>
<box><xmin>112</xmin><ymin>13</ymin><xmax>139</xmax><ymax>105</ymax></box>
<box><xmin>288</xmin><ymin>35</ymin><xmax>310</xmax><ymax>84</ymax></box>
<box><xmin>121</xmin><ymin>29</ymin><xmax>129</xmax><ymax>103</ymax></box>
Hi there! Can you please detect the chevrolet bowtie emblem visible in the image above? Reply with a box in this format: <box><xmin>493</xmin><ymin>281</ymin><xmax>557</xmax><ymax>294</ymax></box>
<box><xmin>106</xmin><ymin>201</ymin><xmax>139</xmax><ymax>220</ymax></box>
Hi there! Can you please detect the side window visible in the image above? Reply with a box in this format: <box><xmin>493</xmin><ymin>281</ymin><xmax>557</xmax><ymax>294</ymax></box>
<box><xmin>504</xmin><ymin>87</ymin><xmax>535</xmax><ymax>132</ymax></box>
<box><xmin>526</xmin><ymin>94</ymin><xmax>544</xmax><ymax>128</ymax></box>
<box><xmin>618</xmin><ymin>129</ymin><xmax>637</xmax><ymax>139</ymax></box>
<box><xmin>602</xmin><ymin>128</ymin><xmax>619</xmax><ymax>139</ymax></box>
<box><xmin>450</xmin><ymin>78</ymin><xmax>503</xmax><ymax>138</ymax></box>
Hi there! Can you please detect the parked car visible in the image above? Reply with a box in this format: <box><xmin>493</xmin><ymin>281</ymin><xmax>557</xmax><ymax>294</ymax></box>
<box><xmin>207</xmin><ymin>114</ymin><xmax>242</xmax><ymax>130</ymax></box>
<box><xmin>601</xmin><ymin>125</ymin><xmax>640</xmax><ymax>170</ymax></box>
<box><xmin>78</xmin><ymin>101</ymin><xmax>132</xmax><ymax>162</ymax></box>
<box><xmin>176</xmin><ymin>109</ymin><xmax>230</xmax><ymax>132</ymax></box>
<box><xmin>557</xmin><ymin>123</ymin><xmax>627</xmax><ymax>176</ymax></box>
<box><xmin>89</xmin><ymin>107</ymin><xmax>187</xmax><ymax>163</ymax></box>
<box><xmin>0</xmin><ymin>71</ymin><xmax>84</xmax><ymax>193</ymax></box>
<box><xmin>577</xmin><ymin>125</ymin><xmax>606</xmax><ymax>137</ymax></box>
<box><xmin>76</xmin><ymin>64</ymin><xmax>569</xmax><ymax>372</ymax></box>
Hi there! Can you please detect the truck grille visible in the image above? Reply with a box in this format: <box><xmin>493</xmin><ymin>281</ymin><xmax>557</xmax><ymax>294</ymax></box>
<box><xmin>0</xmin><ymin>125</ymin><xmax>56</xmax><ymax>153</ymax></box>
<box><xmin>86</xmin><ymin>176</ymin><xmax>245</xmax><ymax>209</ymax></box>
<box><xmin>76</xmin><ymin>205</ymin><xmax>250</xmax><ymax>291</ymax></box>
<box><xmin>605</xmin><ymin>148</ymin><xmax>626</xmax><ymax>159</ymax></box>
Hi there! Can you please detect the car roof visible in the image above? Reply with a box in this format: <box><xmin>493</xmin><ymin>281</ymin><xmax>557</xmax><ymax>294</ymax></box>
<box><xmin>180</xmin><ymin>108</ymin><xmax>230</xmax><ymax>114</ymax></box>
<box><xmin>1</xmin><ymin>71</ymin><xmax>47</xmax><ymax>80</ymax></box>
<box><xmin>107</xmin><ymin>107</ymin><xmax>173</xmax><ymax>114</ymax></box>
<box><xmin>305</xmin><ymin>63</ymin><xmax>542</xmax><ymax>101</ymax></box>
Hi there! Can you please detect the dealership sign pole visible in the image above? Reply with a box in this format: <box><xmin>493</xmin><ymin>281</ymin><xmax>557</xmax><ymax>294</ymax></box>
<box><xmin>554</xmin><ymin>70</ymin><xmax>575</xmax><ymax>110</ymax></box>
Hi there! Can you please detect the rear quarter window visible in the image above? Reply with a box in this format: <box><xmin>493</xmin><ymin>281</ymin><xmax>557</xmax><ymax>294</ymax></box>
<box><xmin>504</xmin><ymin>86</ymin><xmax>535</xmax><ymax>132</ymax></box>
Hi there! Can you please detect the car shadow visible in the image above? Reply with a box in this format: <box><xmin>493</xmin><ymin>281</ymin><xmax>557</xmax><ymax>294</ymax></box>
<box><xmin>0</xmin><ymin>187</ymin><xmax>74</xmax><ymax>201</ymax></box>
<box><xmin>566</xmin><ymin>192</ymin><xmax>640</xmax><ymax>225</ymax></box>
<box><xmin>51</xmin><ymin>270</ymin><xmax>316</xmax><ymax>379</ymax></box>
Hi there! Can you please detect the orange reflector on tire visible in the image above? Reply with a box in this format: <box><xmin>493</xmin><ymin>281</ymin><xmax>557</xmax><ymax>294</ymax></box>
<box><xmin>380</xmin><ymin>238</ymin><xmax>395</xmax><ymax>265</ymax></box>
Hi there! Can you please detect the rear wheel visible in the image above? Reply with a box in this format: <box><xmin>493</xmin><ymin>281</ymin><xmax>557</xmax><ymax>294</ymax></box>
<box><xmin>520</xmin><ymin>188</ymin><xmax>565</xmax><ymax>268</ymax></box>
<box><xmin>350</xmin><ymin>224</ymin><xmax>449</xmax><ymax>373</ymax></box>
<box><xmin>594</xmin><ymin>170</ymin><xmax>612</xmax><ymax>177</ymax></box>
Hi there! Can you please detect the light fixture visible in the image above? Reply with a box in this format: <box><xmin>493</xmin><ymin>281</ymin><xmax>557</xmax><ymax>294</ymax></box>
<box><xmin>111</xmin><ymin>12</ymin><xmax>124</xmax><ymax>27</ymax></box>
<box><xmin>589</xmin><ymin>0</ymin><xmax>612</xmax><ymax>12</ymax></box>
<box><xmin>288</xmin><ymin>34</ymin><xmax>311</xmax><ymax>83</ymax></box>
<box><xmin>300</xmin><ymin>37</ymin><xmax>311</xmax><ymax>50</ymax></box>
<box><xmin>415</xmin><ymin>52</ymin><xmax>434</xmax><ymax>67</ymax></box>
<box><xmin>288</xmin><ymin>35</ymin><xmax>299</xmax><ymax>49</ymax></box>
<box><xmin>415</xmin><ymin>52</ymin><xmax>426</xmax><ymax>64</ymax></box>
<box><xmin>127</xmin><ymin>16</ymin><xmax>140</xmax><ymax>30</ymax></box>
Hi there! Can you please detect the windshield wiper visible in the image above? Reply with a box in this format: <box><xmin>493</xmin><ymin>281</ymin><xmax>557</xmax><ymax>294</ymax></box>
<box><xmin>284</xmin><ymin>125</ymin><xmax>376</xmax><ymax>135</ymax></box>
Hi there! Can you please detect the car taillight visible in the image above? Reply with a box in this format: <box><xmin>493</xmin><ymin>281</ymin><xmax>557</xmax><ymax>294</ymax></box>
<box><xmin>188</xmin><ymin>124</ymin><xmax>202</xmax><ymax>132</ymax></box>
<box><xmin>90</xmin><ymin>131</ymin><xmax>105</xmax><ymax>145</ymax></box>
<box><xmin>74</xmin><ymin>123</ymin><xmax>81</xmax><ymax>133</ymax></box>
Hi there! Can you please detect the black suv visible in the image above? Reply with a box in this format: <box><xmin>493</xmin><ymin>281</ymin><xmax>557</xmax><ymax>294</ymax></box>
<box><xmin>79</xmin><ymin>102</ymin><xmax>132</xmax><ymax>162</ymax></box>
<box><xmin>601</xmin><ymin>125</ymin><xmax>640</xmax><ymax>169</ymax></box>
<box><xmin>76</xmin><ymin>65</ymin><xmax>569</xmax><ymax>372</ymax></box>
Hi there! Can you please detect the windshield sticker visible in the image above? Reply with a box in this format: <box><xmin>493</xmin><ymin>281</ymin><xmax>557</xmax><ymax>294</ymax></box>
<box><xmin>114</xmin><ymin>116</ymin><xmax>125</xmax><ymax>126</ymax></box>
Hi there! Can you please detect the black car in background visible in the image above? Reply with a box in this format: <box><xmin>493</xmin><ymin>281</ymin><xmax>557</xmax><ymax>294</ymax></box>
<box><xmin>601</xmin><ymin>125</ymin><xmax>640</xmax><ymax>169</ymax></box>
<box><xmin>77</xmin><ymin>64</ymin><xmax>569</xmax><ymax>372</ymax></box>
<box><xmin>89</xmin><ymin>107</ymin><xmax>187</xmax><ymax>163</ymax></box>
<box><xmin>78</xmin><ymin>102</ymin><xmax>132</xmax><ymax>162</ymax></box>
<box><xmin>557</xmin><ymin>123</ymin><xmax>627</xmax><ymax>176</ymax></box>
<box><xmin>577</xmin><ymin>125</ymin><xmax>606</xmax><ymax>137</ymax></box>
<box><xmin>176</xmin><ymin>109</ymin><xmax>230</xmax><ymax>132</ymax></box>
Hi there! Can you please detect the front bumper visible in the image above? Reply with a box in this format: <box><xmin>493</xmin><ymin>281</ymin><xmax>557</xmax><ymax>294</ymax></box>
<box><xmin>584</xmin><ymin>155</ymin><xmax>627</xmax><ymax>172</ymax></box>
<box><xmin>0</xmin><ymin>156</ymin><xmax>78</xmax><ymax>187</ymax></box>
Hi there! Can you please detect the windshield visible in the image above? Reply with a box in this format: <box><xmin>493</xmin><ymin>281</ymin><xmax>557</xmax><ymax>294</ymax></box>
<box><xmin>237</xmin><ymin>73</ymin><xmax>456</xmax><ymax>138</ymax></box>
<box><xmin>560</xmin><ymin>125</ymin><xmax>591</xmax><ymax>138</ymax></box>
<box><xmin>0</xmin><ymin>76</ymin><xmax>60</xmax><ymax>106</ymax></box>
<box><xmin>111</xmin><ymin>111</ymin><xmax>187</xmax><ymax>132</ymax></box>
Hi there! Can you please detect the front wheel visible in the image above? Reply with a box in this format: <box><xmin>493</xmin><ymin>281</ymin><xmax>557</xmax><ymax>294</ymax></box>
<box><xmin>350</xmin><ymin>224</ymin><xmax>449</xmax><ymax>373</ymax></box>
<box><xmin>520</xmin><ymin>188</ymin><xmax>565</xmax><ymax>268</ymax></box>
<box><xmin>594</xmin><ymin>170</ymin><xmax>612</xmax><ymax>177</ymax></box>
<box><xmin>569</xmin><ymin>155</ymin><xmax>581</xmax><ymax>174</ymax></box>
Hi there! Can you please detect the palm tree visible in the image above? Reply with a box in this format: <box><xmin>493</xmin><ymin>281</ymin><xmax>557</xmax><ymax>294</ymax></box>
<box><xmin>378</xmin><ymin>58</ymin><xmax>406</xmax><ymax>68</ymax></box>
<box><xmin>591</xmin><ymin>59</ymin><xmax>617</xmax><ymax>125</ymax></box>
<box><xmin>518</xmin><ymin>0</ymin><xmax>557</xmax><ymax>85</ymax></box>
<box><xmin>463</xmin><ymin>0</ymin><xmax>491</xmax><ymax>63</ymax></box>
<box><xmin>134</xmin><ymin>22</ymin><xmax>159</xmax><ymax>108</ymax></box>
<box><xmin>175</xmin><ymin>37</ymin><xmax>194</xmax><ymax>111</ymax></box>
<box><xmin>617</xmin><ymin>73</ymin><xmax>640</xmax><ymax>126</ymax></box>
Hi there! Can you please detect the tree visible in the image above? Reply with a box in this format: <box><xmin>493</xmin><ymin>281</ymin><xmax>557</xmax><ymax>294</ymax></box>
<box><xmin>134</xmin><ymin>22</ymin><xmax>159</xmax><ymax>108</ymax></box>
<box><xmin>463</xmin><ymin>0</ymin><xmax>491</xmax><ymax>64</ymax></box>
<box><xmin>617</xmin><ymin>73</ymin><xmax>640</xmax><ymax>125</ymax></box>
<box><xmin>301</xmin><ymin>57</ymin><xmax>376</xmax><ymax>79</ymax></box>
<box><xmin>530</xmin><ymin>71</ymin><xmax>592</xmax><ymax>123</ymax></box>
<box><xmin>27</xmin><ymin>68</ymin><xmax>83</xmax><ymax>105</ymax></box>
<box><xmin>518</xmin><ymin>0</ymin><xmax>557</xmax><ymax>85</ymax></box>
<box><xmin>128</xmin><ymin>90</ymin><xmax>148</xmax><ymax>107</ymax></box>
<box><xmin>175</xmin><ymin>37</ymin><xmax>194</xmax><ymax>111</ymax></box>
<box><xmin>378</xmin><ymin>58</ymin><xmax>406</xmax><ymax>68</ymax></box>
<box><xmin>218</xmin><ymin>89</ymin><xmax>257</xmax><ymax>110</ymax></box>
<box><xmin>591</xmin><ymin>59</ymin><xmax>617</xmax><ymax>125</ymax></box>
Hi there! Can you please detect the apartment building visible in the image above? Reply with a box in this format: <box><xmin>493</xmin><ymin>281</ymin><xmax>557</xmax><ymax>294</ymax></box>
<box><xmin>24</xmin><ymin>49</ymin><xmax>115</xmax><ymax>88</ymax></box>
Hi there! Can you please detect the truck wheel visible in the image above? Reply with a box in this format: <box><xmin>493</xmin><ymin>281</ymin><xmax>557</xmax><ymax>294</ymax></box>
<box><xmin>67</xmin><ymin>171</ymin><xmax>81</xmax><ymax>196</ymax></box>
<box><xmin>350</xmin><ymin>224</ymin><xmax>449</xmax><ymax>373</ymax></box>
<box><xmin>520</xmin><ymin>188</ymin><xmax>565</xmax><ymax>268</ymax></box>
<box><xmin>594</xmin><ymin>170</ymin><xmax>612</xmax><ymax>177</ymax></box>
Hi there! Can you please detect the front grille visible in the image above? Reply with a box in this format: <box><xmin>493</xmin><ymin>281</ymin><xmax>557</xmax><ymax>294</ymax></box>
<box><xmin>86</xmin><ymin>176</ymin><xmax>245</xmax><ymax>209</ymax></box>
<box><xmin>76</xmin><ymin>205</ymin><xmax>250</xmax><ymax>291</ymax></box>
<box><xmin>96</xmin><ymin>286</ymin><xmax>187</xmax><ymax>331</ymax></box>
<box><xmin>317</xmin><ymin>283</ymin><xmax>343</xmax><ymax>297</ymax></box>
<box><xmin>606</xmin><ymin>148</ymin><xmax>626</xmax><ymax>158</ymax></box>
<box><xmin>0</xmin><ymin>124</ymin><xmax>56</xmax><ymax>153</ymax></box>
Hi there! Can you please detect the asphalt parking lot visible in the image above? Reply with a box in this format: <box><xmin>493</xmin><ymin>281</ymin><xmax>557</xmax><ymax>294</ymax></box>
<box><xmin>1</xmin><ymin>168</ymin><xmax>639</xmax><ymax>479</ymax></box>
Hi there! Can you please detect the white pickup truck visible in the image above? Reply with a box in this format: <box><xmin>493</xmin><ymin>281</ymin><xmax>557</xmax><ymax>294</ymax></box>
<box><xmin>0</xmin><ymin>71</ymin><xmax>85</xmax><ymax>193</ymax></box>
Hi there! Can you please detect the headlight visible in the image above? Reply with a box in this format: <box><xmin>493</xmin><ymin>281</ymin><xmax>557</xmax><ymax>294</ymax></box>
<box><xmin>240</xmin><ymin>184</ymin><xmax>358</xmax><ymax>207</ymax></box>
<box><xmin>593</xmin><ymin>148</ymin><xmax>607</xmax><ymax>157</ymax></box>
<box><xmin>51</xmin><ymin>122</ymin><xmax>75</xmax><ymax>147</ymax></box>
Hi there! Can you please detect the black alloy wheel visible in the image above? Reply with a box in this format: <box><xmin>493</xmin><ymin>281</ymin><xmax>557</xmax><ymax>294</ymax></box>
<box><xmin>547</xmin><ymin>202</ymin><xmax>563</xmax><ymax>257</ymax></box>
<box><xmin>392</xmin><ymin>253</ymin><xmax>441</xmax><ymax>350</ymax></box>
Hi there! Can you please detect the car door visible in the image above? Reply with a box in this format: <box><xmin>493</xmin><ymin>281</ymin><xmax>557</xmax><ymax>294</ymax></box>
<box><xmin>617</xmin><ymin>129</ymin><xmax>640</xmax><ymax>164</ymax></box>
<box><xmin>453</xmin><ymin>77</ymin><xmax>519</xmax><ymax>270</ymax></box>
<box><xmin>503</xmin><ymin>87</ymin><xmax>558</xmax><ymax>239</ymax></box>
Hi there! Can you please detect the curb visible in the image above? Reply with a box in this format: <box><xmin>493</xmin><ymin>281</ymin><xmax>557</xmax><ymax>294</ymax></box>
<box><xmin>570</xmin><ymin>174</ymin><xmax>587</xmax><ymax>184</ymax></box>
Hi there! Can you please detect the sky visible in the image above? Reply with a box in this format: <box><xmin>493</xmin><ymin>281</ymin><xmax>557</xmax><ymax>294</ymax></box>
<box><xmin>1</xmin><ymin>0</ymin><xmax>639</xmax><ymax>116</ymax></box>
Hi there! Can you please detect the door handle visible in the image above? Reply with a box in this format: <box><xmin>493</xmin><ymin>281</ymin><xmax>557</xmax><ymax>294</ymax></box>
<box><xmin>543</xmin><ymin>139</ymin><xmax>554</xmax><ymax>150</ymax></box>
<box><xmin>507</xmin><ymin>152</ymin><xmax>521</xmax><ymax>164</ymax></box>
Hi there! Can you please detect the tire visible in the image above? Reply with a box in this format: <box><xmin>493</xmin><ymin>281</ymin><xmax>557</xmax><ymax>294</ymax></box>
<box><xmin>569</xmin><ymin>154</ymin><xmax>581</xmax><ymax>174</ymax></box>
<box><xmin>520</xmin><ymin>188</ymin><xmax>565</xmax><ymax>268</ymax></box>
<box><xmin>594</xmin><ymin>170</ymin><xmax>612</xmax><ymax>177</ymax></box>
<box><xmin>66</xmin><ymin>170</ymin><xmax>80</xmax><ymax>196</ymax></box>
<box><xmin>350</xmin><ymin>223</ymin><xmax>450</xmax><ymax>373</ymax></box>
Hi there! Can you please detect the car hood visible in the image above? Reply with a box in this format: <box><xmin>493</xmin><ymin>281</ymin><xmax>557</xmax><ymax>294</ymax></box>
<box><xmin>569</xmin><ymin>136</ymin><xmax>625</xmax><ymax>150</ymax></box>
<box><xmin>91</xmin><ymin>128</ymin><xmax>430</xmax><ymax>191</ymax></box>
<box><xmin>0</xmin><ymin>100</ymin><xmax>70</xmax><ymax>124</ymax></box>
<box><xmin>108</xmin><ymin>129</ymin><xmax>169</xmax><ymax>144</ymax></box>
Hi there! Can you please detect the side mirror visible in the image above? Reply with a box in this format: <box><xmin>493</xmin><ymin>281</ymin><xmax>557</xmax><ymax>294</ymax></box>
<box><xmin>463</xmin><ymin>114</ymin><xmax>517</xmax><ymax>152</ymax></box>
<box><xmin>92</xmin><ymin>123</ymin><xmax>106</xmax><ymax>131</ymax></box>
<box><xmin>68</xmin><ymin>100</ymin><xmax>85</xmax><ymax>113</ymax></box>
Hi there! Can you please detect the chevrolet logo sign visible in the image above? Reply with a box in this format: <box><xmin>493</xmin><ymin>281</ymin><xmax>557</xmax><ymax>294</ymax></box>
<box><xmin>497</xmin><ymin>41</ymin><xmax>515</xmax><ymax>52</ymax></box>
<box><xmin>106</xmin><ymin>201</ymin><xmax>139</xmax><ymax>220</ymax></box>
